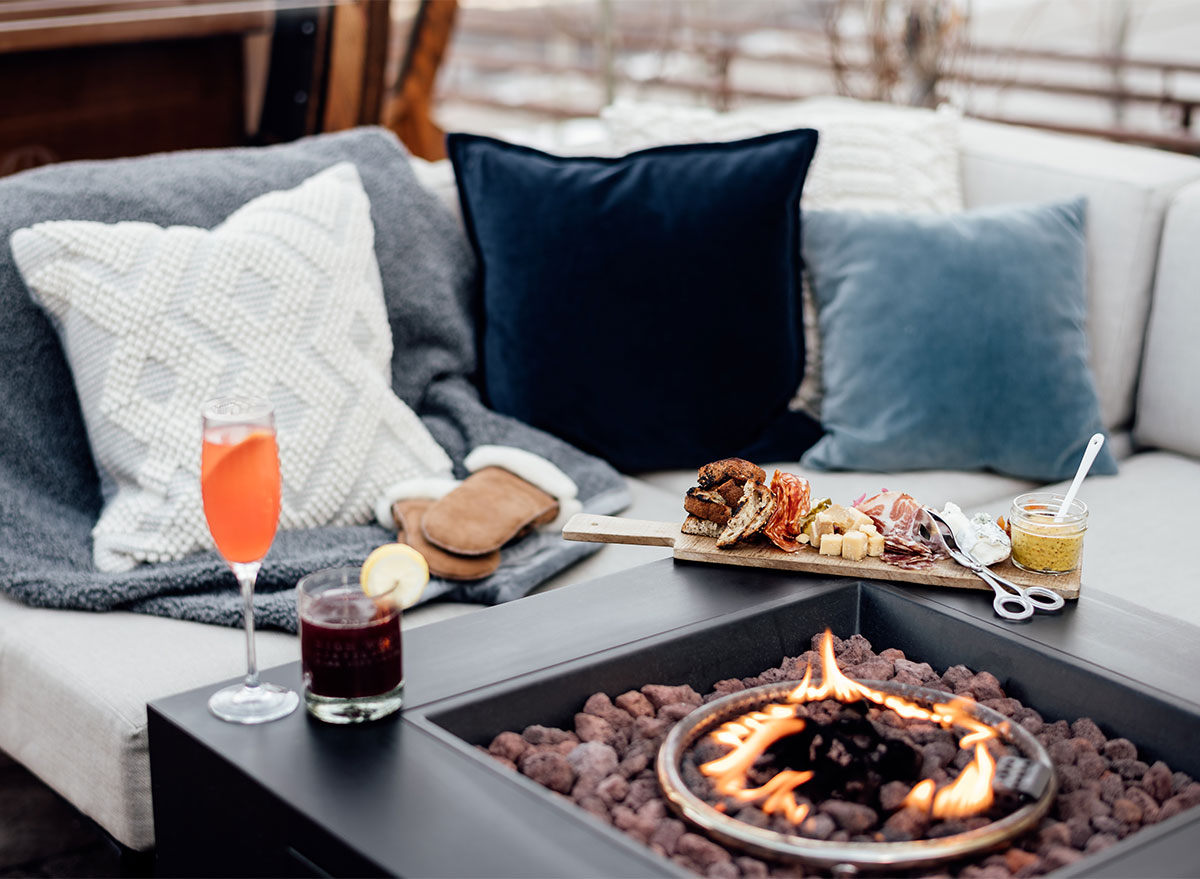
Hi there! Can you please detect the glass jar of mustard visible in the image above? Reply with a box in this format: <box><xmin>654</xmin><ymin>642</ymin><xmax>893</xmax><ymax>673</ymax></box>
<box><xmin>1008</xmin><ymin>492</ymin><xmax>1087</xmax><ymax>575</ymax></box>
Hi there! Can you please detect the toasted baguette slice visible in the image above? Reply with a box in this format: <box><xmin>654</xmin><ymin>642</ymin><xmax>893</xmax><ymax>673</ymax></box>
<box><xmin>697</xmin><ymin>458</ymin><xmax>766</xmax><ymax>490</ymax></box>
<box><xmin>714</xmin><ymin>478</ymin><xmax>744</xmax><ymax>508</ymax></box>
<box><xmin>717</xmin><ymin>480</ymin><xmax>776</xmax><ymax>548</ymax></box>
<box><xmin>684</xmin><ymin>487</ymin><xmax>731</xmax><ymax>525</ymax></box>
<box><xmin>681</xmin><ymin>515</ymin><xmax>723</xmax><ymax>538</ymax></box>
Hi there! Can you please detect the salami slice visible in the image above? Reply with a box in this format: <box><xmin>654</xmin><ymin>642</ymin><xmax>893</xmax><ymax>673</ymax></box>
<box><xmin>764</xmin><ymin>470</ymin><xmax>812</xmax><ymax>553</ymax></box>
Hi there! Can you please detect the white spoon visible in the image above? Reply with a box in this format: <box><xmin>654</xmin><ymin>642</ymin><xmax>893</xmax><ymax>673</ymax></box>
<box><xmin>1056</xmin><ymin>433</ymin><xmax>1105</xmax><ymax>521</ymax></box>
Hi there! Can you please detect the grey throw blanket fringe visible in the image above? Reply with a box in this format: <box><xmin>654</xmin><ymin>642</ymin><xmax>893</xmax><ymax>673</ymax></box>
<box><xmin>0</xmin><ymin>128</ymin><xmax>628</xmax><ymax>632</ymax></box>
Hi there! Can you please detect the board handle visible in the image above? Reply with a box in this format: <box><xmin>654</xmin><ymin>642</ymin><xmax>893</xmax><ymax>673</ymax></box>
<box><xmin>562</xmin><ymin>514</ymin><xmax>679</xmax><ymax>547</ymax></box>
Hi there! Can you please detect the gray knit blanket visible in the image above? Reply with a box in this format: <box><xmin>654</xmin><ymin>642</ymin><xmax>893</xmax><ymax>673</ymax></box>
<box><xmin>0</xmin><ymin>129</ymin><xmax>628</xmax><ymax>631</ymax></box>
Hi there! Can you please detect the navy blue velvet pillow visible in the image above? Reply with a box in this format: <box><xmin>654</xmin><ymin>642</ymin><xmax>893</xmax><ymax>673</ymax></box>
<box><xmin>801</xmin><ymin>198</ymin><xmax>1117</xmax><ymax>481</ymax></box>
<box><xmin>447</xmin><ymin>130</ymin><xmax>821</xmax><ymax>472</ymax></box>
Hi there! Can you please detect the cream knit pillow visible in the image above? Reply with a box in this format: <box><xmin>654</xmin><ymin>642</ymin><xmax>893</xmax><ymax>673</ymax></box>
<box><xmin>12</xmin><ymin>162</ymin><xmax>452</xmax><ymax>572</ymax></box>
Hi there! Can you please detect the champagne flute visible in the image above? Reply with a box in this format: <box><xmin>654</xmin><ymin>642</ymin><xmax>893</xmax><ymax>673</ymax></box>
<box><xmin>201</xmin><ymin>397</ymin><xmax>299</xmax><ymax>724</ymax></box>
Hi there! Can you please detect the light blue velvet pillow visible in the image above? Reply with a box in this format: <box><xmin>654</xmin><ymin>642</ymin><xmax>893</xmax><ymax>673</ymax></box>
<box><xmin>801</xmin><ymin>198</ymin><xmax>1117</xmax><ymax>481</ymax></box>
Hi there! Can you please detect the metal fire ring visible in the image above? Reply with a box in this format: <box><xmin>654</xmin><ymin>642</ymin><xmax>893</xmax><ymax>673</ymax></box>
<box><xmin>656</xmin><ymin>680</ymin><xmax>1057</xmax><ymax>873</ymax></box>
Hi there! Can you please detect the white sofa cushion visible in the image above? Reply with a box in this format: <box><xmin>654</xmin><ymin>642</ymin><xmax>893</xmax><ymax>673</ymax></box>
<box><xmin>1000</xmin><ymin>451</ymin><xmax>1200</xmax><ymax>627</ymax></box>
<box><xmin>958</xmin><ymin>119</ymin><xmax>1200</xmax><ymax>433</ymax></box>
<box><xmin>1135</xmin><ymin>180</ymin><xmax>1200</xmax><ymax>457</ymax></box>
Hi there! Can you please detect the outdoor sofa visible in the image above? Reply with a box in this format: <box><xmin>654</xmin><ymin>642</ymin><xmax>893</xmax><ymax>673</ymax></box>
<box><xmin>0</xmin><ymin>99</ymin><xmax>1199</xmax><ymax>858</ymax></box>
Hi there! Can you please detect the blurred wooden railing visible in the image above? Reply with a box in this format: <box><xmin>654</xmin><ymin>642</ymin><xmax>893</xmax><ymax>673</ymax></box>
<box><xmin>437</xmin><ymin>4</ymin><xmax>1200</xmax><ymax>156</ymax></box>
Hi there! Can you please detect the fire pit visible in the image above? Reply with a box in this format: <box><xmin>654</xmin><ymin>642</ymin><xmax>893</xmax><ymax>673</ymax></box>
<box><xmin>655</xmin><ymin>633</ymin><xmax>1056</xmax><ymax>872</ymax></box>
<box><xmin>413</xmin><ymin>576</ymin><xmax>1200</xmax><ymax>878</ymax></box>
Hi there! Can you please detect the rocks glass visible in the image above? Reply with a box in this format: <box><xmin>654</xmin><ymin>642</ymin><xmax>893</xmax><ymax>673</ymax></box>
<box><xmin>297</xmin><ymin>567</ymin><xmax>404</xmax><ymax>723</ymax></box>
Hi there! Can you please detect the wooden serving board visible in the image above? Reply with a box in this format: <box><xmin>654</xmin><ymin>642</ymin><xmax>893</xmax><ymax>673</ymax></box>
<box><xmin>562</xmin><ymin>515</ymin><xmax>1080</xmax><ymax>600</ymax></box>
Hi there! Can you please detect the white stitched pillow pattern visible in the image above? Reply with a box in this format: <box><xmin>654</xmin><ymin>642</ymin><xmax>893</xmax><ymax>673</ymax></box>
<box><xmin>11</xmin><ymin>163</ymin><xmax>452</xmax><ymax>572</ymax></box>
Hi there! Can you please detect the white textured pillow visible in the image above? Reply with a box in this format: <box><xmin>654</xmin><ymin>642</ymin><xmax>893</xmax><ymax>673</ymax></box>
<box><xmin>601</xmin><ymin>97</ymin><xmax>964</xmax><ymax>417</ymax></box>
<box><xmin>602</xmin><ymin>96</ymin><xmax>964</xmax><ymax>212</ymax></box>
<box><xmin>12</xmin><ymin>163</ymin><xmax>453</xmax><ymax>572</ymax></box>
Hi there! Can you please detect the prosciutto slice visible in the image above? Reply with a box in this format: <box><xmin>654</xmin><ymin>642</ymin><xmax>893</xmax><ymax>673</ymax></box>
<box><xmin>764</xmin><ymin>470</ymin><xmax>811</xmax><ymax>553</ymax></box>
<box><xmin>854</xmin><ymin>490</ymin><xmax>945</xmax><ymax>569</ymax></box>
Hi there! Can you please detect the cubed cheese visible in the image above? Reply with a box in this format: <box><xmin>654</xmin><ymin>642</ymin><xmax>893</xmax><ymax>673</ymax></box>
<box><xmin>855</xmin><ymin>521</ymin><xmax>878</xmax><ymax>534</ymax></box>
<box><xmin>867</xmin><ymin>532</ymin><xmax>886</xmax><ymax>557</ymax></box>
<box><xmin>819</xmin><ymin>533</ymin><xmax>843</xmax><ymax>556</ymax></box>
<box><xmin>825</xmin><ymin>504</ymin><xmax>855</xmax><ymax>532</ymax></box>
<box><xmin>847</xmin><ymin>507</ymin><xmax>875</xmax><ymax>531</ymax></box>
<box><xmin>841</xmin><ymin>530</ymin><xmax>868</xmax><ymax>561</ymax></box>
<box><xmin>813</xmin><ymin>515</ymin><xmax>835</xmax><ymax>546</ymax></box>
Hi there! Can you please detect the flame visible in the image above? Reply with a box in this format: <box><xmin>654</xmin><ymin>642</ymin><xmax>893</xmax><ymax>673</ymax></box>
<box><xmin>698</xmin><ymin>631</ymin><xmax>1001</xmax><ymax>826</ymax></box>
<box><xmin>699</xmin><ymin>706</ymin><xmax>813</xmax><ymax>823</ymax></box>
<box><xmin>932</xmin><ymin>744</ymin><xmax>996</xmax><ymax>818</ymax></box>
<box><xmin>903</xmin><ymin>778</ymin><xmax>936</xmax><ymax>811</ymax></box>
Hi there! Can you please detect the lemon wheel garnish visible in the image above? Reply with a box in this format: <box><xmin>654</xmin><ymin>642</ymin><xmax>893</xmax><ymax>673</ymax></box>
<box><xmin>360</xmin><ymin>543</ymin><xmax>430</xmax><ymax>608</ymax></box>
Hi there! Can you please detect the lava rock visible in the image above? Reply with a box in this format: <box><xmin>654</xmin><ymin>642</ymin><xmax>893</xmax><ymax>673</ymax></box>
<box><xmin>1160</xmin><ymin>794</ymin><xmax>1191</xmax><ymax>821</ymax></box>
<box><xmin>1004</xmin><ymin>847</ymin><xmax>1039</xmax><ymax>875</ymax></box>
<box><xmin>575</xmin><ymin>713</ymin><xmax>621</xmax><ymax>748</ymax></box>
<box><xmin>1076</xmin><ymin>751</ymin><xmax>1109</xmax><ymax>780</ymax></box>
<box><xmin>582</xmin><ymin>692</ymin><xmax>635</xmax><ymax>731</ymax></box>
<box><xmin>1123</xmin><ymin>786</ymin><xmax>1161</xmax><ymax>823</ymax></box>
<box><xmin>522</xmin><ymin>725</ymin><xmax>576</xmax><ymax>746</ymax></box>
<box><xmin>618</xmin><ymin>749</ymin><xmax>651</xmax><ymax>779</ymax></box>
<box><xmin>1036</xmin><ymin>821</ymin><xmax>1071</xmax><ymax>851</ymax></box>
<box><xmin>882</xmin><ymin>806</ymin><xmax>928</xmax><ymax>841</ymax></box>
<box><xmin>567</xmin><ymin>741</ymin><xmax>619</xmax><ymax>778</ymax></box>
<box><xmin>1112</xmin><ymin>758</ymin><xmax>1150</xmax><ymax>781</ymax></box>
<box><xmin>708</xmin><ymin>679</ymin><xmax>746</xmax><ymax>699</ymax></box>
<box><xmin>1086</xmin><ymin>831</ymin><xmax>1118</xmax><ymax>853</ymax></box>
<box><xmin>879</xmin><ymin>780</ymin><xmax>912</xmax><ymax>812</ymax></box>
<box><xmin>632</xmin><ymin>715</ymin><xmax>668</xmax><ymax>743</ymax></box>
<box><xmin>615</xmin><ymin>690</ymin><xmax>655</xmax><ymax>718</ymax></box>
<box><xmin>735</xmin><ymin>856</ymin><xmax>770</xmax><ymax>878</ymax></box>
<box><xmin>624</xmin><ymin>778</ymin><xmax>659</xmax><ymax>812</ymax></box>
<box><xmin>658</xmin><ymin>702</ymin><xmax>697</xmax><ymax>723</ymax></box>
<box><xmin>959</xmin><ymin>865</ymin><xmax>1010</xmax><ymax>879</ymax></box>
<box><xmin>642</xmin><ymin>684</ymin><xmax>702</xmax><ymax>711</ymax></box>
<box><xmin>1099</xmin><ymin>773</ymin><xmax>1126</xmax><ymax>803</ymax></box>
<box><xmin>595</xmin><ymin>774</ymin><xmax>629</xmax><ymax>805</ymax></box>
<box><xmin>488</xmin><ymin>731</ymin><xmax>528</xmax><ymax>762</ymax></box>
<box><xmin>1177</xmin><ymin>782</ymin><xmax>1200</xmax><ymax>807</ymax></box>
<box><xmin>846</xmin><ymin>658</ymin><xmax>895</xmax><ymax>681</ymax></box>
<box><xmin>676</xmin><ymin>832</ymin><xmax>732</xmax><ymax>868</ymax></box>
<box><xmin>519</xmin><ymin>750</ymin><xmax>575</xmax><ymax>794</ymax></box>
<box><xmin>800</xmin><ymin>812</ymin><xmax>836</xmax><ymax>840</ymax></box>
<box><xmin>1102</xmin><ymin>737</ymin><xmax>1138</xmax><ymax>761</ymax></box>
<box><xmin>921</xmin><ymin>740</ymin><xmax>959</xmax><ymax>777</ymax></box>
<box><xmin>1041</xmin><ymin>844</ymin><xmax>1084</xmax><ymax>870</ymax></box>
<box><xmin>964</xmin><ymin>671</ymin><xmax>1005</xmax><ymax>701</ymax></box>
<box><xmin>1071</xmin><ymin>717</ymin><xmax>1107</xmax><ymax>749</ymax></box>
<box><xmin>1056</xmin><ymin>765</ymin><xmax>1084</xmax><ymax>793</ymax></box>
<box><xmin>820</xmin><ymin>800</ymin><xmax>878</xmax><ymax>833</ymax></box>
<box><xmin>1038</xmin><ymin>719</ymin><xmax>1072</xmax><ymax>745</ymax></box>
<box><xmin>980</xmin><ymin>697</ymin><xmax>1021</xmax><ymax>717</ymax></box>
<box><xmin>705</xmin><ymin>860</ymin><xmax>739</xmax><ymax>878</ymax></box>
<box><xmin>649</xmin><ymin>818</ymin><xmax>685</xmax><ymax>856</ymax></box>
<box><xmin>1141</xmin><ymin>760</ymin><xmax>1174</xmax><ymax>803</ymax></box>
<box><xmin>894</xmin><ymin>658</ymin><xmax>935</xmax><ymax>682</ymax></box>
<box><xmin>1110</xmin><ymin>796</ymin><xmax>1143</xmax><ymax>825</ymax></box>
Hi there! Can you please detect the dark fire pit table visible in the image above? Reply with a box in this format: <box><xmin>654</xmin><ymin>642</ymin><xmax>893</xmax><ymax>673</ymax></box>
<box><xmin>149</xmin><ymin>560</ymin><xmax>1200</xmax><ymax>877</ymax></box>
